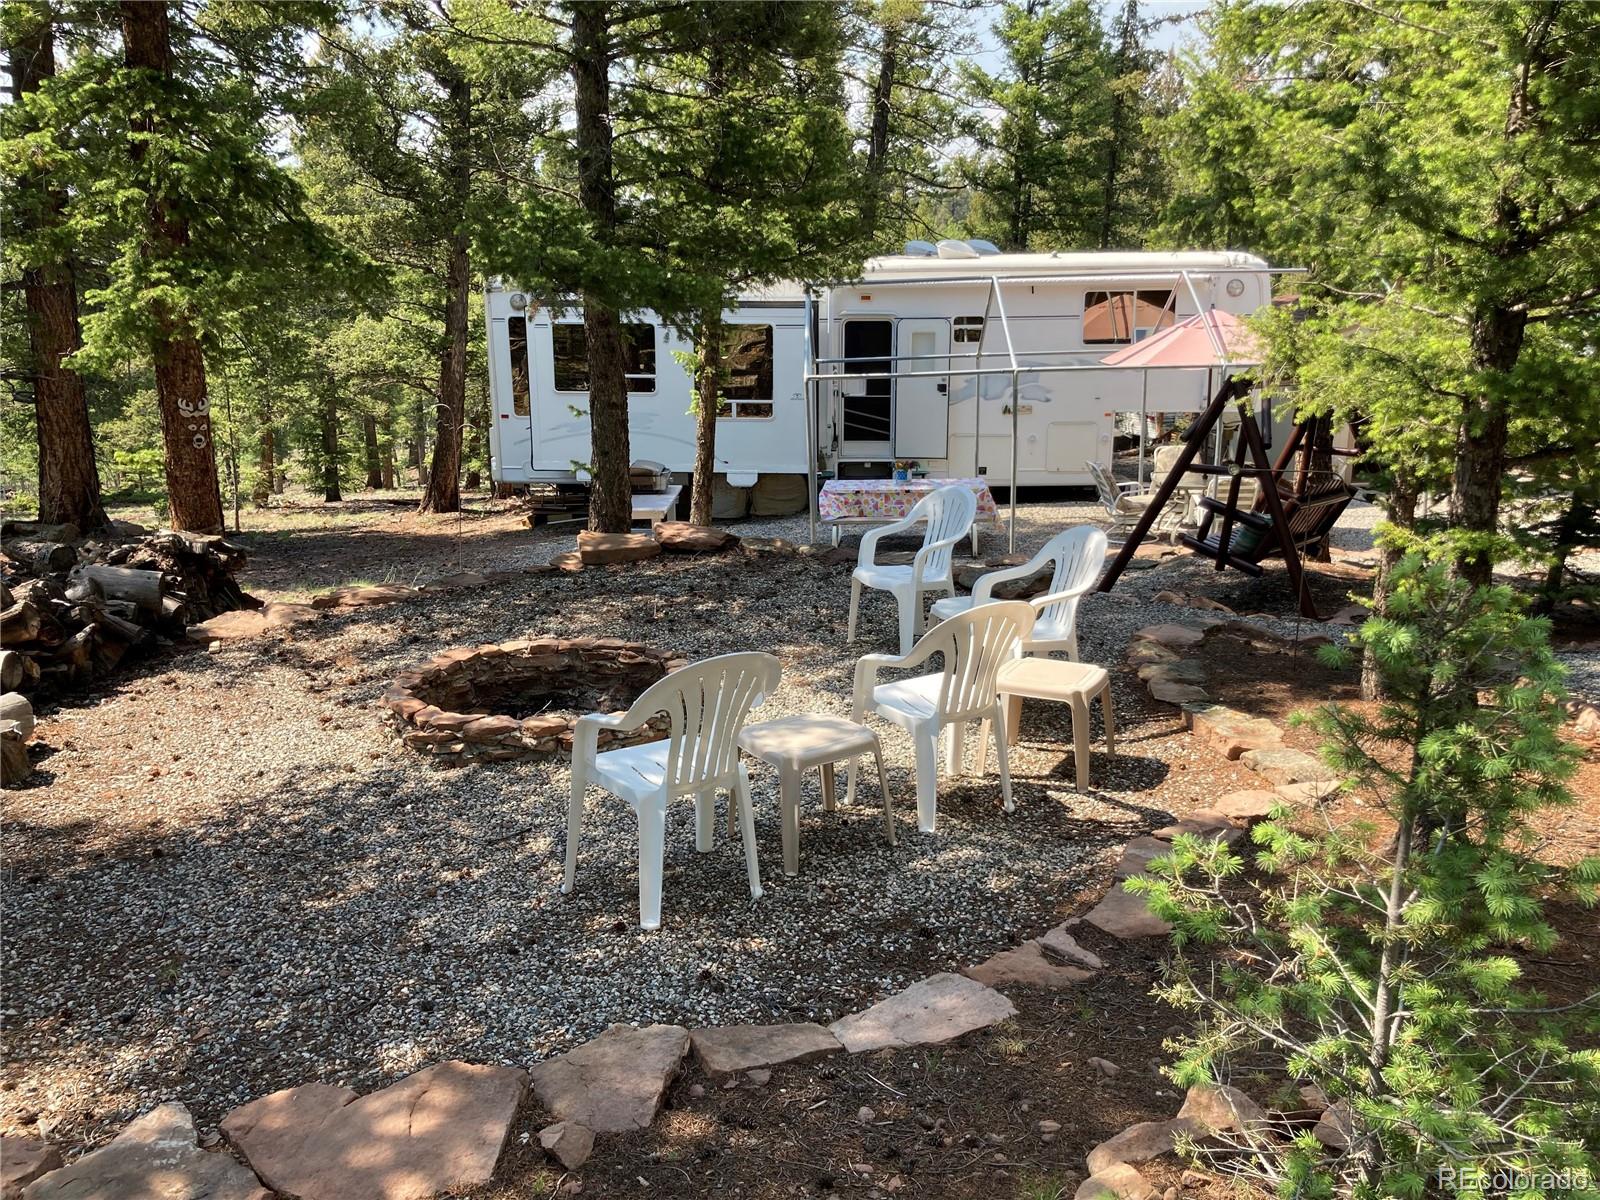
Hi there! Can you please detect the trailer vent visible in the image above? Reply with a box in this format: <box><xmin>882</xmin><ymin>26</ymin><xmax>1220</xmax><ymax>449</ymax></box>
<box><xmin>902</xmin><ymin>240</ymin><xmax>938</xmax><ymax>257</ymax></box>
<box><xmin>936</xmin><ymin>239</ymin><xmax>980</xmax><ymax>260</ymax></box>
<box><xmin>968</xmin><ymin>239</ymin><xmax>1001</xmax><ymax>256</ymax></box>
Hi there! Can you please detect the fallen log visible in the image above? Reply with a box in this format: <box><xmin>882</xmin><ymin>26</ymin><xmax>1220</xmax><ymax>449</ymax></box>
<box><xmin>71</xmin><ymin>565</ymin><xmax>164</xmax><ymax>613</ymax></box>
<box><xmin>0</xmin><ymin>650</ymin><xmax>40</xmax><ymax>691</ymax></box>
<box><xmin>0</xmin><ymin>721</ymin><xmax>28</xmax><ymax>785</ymax></box>
<box><xmin>3</xmin><ymin>539</ymin><xmax>76</xmax><ymax>575</ymax></box>
<box><xmin>0</xmin><ymin>691</ymin><xmax>35</xmax><ymax>738</ymax></box>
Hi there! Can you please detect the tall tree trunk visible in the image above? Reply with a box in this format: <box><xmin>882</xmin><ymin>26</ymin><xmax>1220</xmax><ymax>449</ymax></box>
<box><xmin>8</xmin><ymin>8</ymin><xmax>107</xmax><ymax>532</ymax></box>
<box><xmin>363</xmin><ymin>413</ymin><xmax>383</xmax><ymax>489</ymax></box>
<box><xmin>421</xmin><ymin>232</ymin><xmax>470</xmax><ymax>512</ymax></box>
<box><xmin>420</xmin><ymin>66</ymin><xmax>472</xmax><ymax>515</ymax></box>
<box><xmin>571</xmin><ymin>2</ymin><xmax>631</xmax><ymax>533</ymax></box>
<box><xmin>320</xmin><ymin>381</ymin><xmax>341</xmax><ymax>503</ymax></box>
<box><xmin>690</xmin><ymin>317</ymin><xmax>723</xmax><ymax>526</ymax></box>
<box><xmin>253</xmin><ymin>425</ymin><xmax>275</xmax><ymax>507</ymax></box>
<box><xmin>120</xmin><ymin>0</ymin><xmax>224</xmax><ymax>533</ymax></box>
<box><xmin>1361</xmin><ymin>473</ymin><xmax>1416</xmax><ymax>701</ymax></box>
<box><xmin>381</xmin><ymin>411</ymin><xmax>397</xmax><ymax>489</ymax></box>
<box><xmin>1450</xmin><ymin>304</ymin><xmax>1524</xmax><ymax>588</ymax></box>
<box><xmin>861</xmin><ymin>24</ymin><xmax>899</xmax><ymax>245</ymax></box>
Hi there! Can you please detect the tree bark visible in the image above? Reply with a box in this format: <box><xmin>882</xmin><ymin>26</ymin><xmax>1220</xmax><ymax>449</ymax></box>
<box><xmin>8</xmin><ymin>9</ymin><xmax>107</xmax><ymax>533</ymax></box>
<box><xmin>1450</xmin><ymin>304</ymin><xmax>1524</xmax><ymax>588</ymax></box>
<box><xmin>571</xmin><ymin>2</ymin><xmax>632</xmax><ymax>532</ymax></box>
<box><xmin>363</xmin><ymin>413</ymin><xmax>383</xmax><ymax>489</ymax></box>
<box><xmin>253</xmin><ymin>425</ymin><xmax>275</xmax><ymax>507</ymax></box>
<box><xmin>861</xmin><ymin>22</ymin><xmax>899</xmax><ymax>244</ymax></box>
<box><xmin>420</xmin><ymin>65</ymin><xmax>472</xmax><ymax>515</ymax></box>
<box><xmin>320</xmin><ymin>380</ymin><xmax>341</xmax><ymax>503</ymax></box>
<box><xmin>120</xmin><ymin>0</ymin><xmax>225</xmax><ymax>534</ymax></box>
<box><xmin>690</xmin><ymin>317</ymin><xmax>723</xmax><ymax>525</ymax></box>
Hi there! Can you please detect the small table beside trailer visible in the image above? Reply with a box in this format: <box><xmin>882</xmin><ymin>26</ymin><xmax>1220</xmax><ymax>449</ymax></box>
<box><xmin>818</xmin><ymin>478</ymin><xmax>1001</xmax><ymax>553</ymax></box>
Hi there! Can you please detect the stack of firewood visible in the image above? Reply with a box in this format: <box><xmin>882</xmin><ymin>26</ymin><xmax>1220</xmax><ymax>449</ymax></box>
<box><xmin>0</xmin><ymin>519</ymin><xmax>254</xmax><ymax>699</ymax></box>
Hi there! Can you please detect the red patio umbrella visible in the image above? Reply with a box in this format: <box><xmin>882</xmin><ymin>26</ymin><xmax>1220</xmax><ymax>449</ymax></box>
<box><xmin>1096</xmin><ymin>308</ymin><xmax>1264</xmax><ymax>369</ymax></box>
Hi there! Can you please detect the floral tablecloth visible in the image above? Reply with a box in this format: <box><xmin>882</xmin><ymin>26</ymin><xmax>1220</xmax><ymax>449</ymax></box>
<box><xmin>819</xmin><ymin>477</ymin><xmax>1000</xmax><ymax>524</ymax></box>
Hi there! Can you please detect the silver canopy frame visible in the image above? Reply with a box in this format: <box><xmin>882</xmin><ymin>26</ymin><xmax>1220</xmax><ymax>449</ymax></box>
<box><xmin>802</xmin><ymin>266</ymin><xmax>1304</xmax><ymax>550</ymax></box>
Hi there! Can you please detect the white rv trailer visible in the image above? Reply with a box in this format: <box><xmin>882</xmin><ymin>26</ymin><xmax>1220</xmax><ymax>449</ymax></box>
<box><xmin>483</xmin><ymin>246</ymin><xmax>1276</xmax><ymax>496</ymax></box>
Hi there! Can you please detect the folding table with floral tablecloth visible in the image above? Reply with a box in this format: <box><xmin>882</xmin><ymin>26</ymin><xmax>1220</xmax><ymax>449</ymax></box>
<box><xmin>818</xmin><ymin>477</ymin><xmax>1001</xmax><ymax>552</ymax></box>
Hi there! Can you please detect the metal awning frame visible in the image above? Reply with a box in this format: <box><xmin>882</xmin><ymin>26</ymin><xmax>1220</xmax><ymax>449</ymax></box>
<box><xmin>802</xmin><ymin>266</ymin><xmax>1306</xmax><ymax>549</ymax></box>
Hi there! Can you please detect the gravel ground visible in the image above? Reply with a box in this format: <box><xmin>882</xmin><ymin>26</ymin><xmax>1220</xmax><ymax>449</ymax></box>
<box><xmin>0</xmin><ymin>496</ymin><xmax>1588</xmax><ymax>1148</ymax></box>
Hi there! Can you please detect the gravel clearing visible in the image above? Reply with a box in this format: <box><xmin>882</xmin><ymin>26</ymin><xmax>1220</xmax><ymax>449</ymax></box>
<box><xmin>1</xmin><ymin>495</ymin><xmax>1588</xmax><ymax>1147</ymax></box>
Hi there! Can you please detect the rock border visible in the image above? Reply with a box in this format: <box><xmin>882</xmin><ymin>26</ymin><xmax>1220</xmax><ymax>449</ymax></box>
<box><xmin>384</xmin><ymin>637</ymin><xmax>687</xmax><ymax>764</ymax></box>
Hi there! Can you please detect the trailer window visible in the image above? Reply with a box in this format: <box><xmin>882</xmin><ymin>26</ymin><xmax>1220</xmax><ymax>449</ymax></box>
<box><xmin>1082</xmin><ymin>290</ymin><xmax>1176</xmax><ymax>345</ymax></box>
<box><xmin>508</xmin><ymin>318</ymin><xmax>531</xmax><ymax>417</ymax></box>
<box><xmin>953</xmin><ymin>316</ymin><xmax>985</xmax><ymax>344</ymax></box>
<box><xmin>551</xmin><ymin>322</ymin><xmax>657</xmax><ymax>393</ymax></box>
<box><xmin>717</xmin><ymin>325</ymin><xmax>774</xmax><ymax>419</ymax></box>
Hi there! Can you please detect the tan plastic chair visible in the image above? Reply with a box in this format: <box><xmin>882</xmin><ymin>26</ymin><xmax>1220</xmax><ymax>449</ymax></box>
<box><xmin>564</xmin><ymin>651</ymin><xmax>779</xmax><ymax>930</ymax></box>
<box><xmin>990</xmin><ymin>658</ymin><xmax>1116</xmax><ymax>790</ymax></box>
<box><xmin>851</xmin><ymin>601</ymin><xmax>1035</xmax><ymax>833</ymax></box>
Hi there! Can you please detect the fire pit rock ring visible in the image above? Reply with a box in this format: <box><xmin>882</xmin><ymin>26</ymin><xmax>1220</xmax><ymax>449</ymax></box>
<box><xmin>384</xmin><ymin>637</ymin><xmax>687</xmax><ymax>764</ymax></box>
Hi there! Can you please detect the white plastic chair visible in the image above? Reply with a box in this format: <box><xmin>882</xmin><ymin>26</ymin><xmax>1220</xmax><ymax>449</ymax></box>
<box><xmin>564</xmin><ymin>651</ymin><xmax>779</xmax><ymax>930</ymax></box>
<box><xmin>847</xmin><ymin>485</ymin><xmax>979</xmax><ymax>655</ymax></box>
<box><xmin>850</xmin><ymin>601</ymin><xmax>1035</xmax><ymax>834</ymax></box>
<box><xmin>928</xmin><ymin>526</ymin><xmax>1108</xmax><ymax>660</ymax></box>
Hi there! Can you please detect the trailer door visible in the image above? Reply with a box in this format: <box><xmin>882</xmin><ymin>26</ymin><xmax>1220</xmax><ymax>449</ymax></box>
<box><xmin>489</xmin><ymin>313</ymin><xmax>534</xmax><ymax>480</ymax></box>
<box><xmin>893</xmin><ymin>318</ymin><xmax>949</xmax><ymax>460</ymax></box>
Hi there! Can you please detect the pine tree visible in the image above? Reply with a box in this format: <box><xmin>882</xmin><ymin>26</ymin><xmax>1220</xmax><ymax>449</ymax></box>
<box><xmin>1133</xmin><ymin>557</ymin><xmax>1600</xmax><ymax>1198</ymax></box>
<box><xmin>1</xmin><ymin>0</ymin><xmax>108</xmax><ymax>532</ymax></box>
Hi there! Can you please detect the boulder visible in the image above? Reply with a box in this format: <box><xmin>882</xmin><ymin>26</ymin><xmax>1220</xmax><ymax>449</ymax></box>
<box><xmin>1183</xmin><ymin>704</ymin><xmax>1284</xmax><ymax>760</ymax></box>
<box><xmin>2</xmin><ymin>1136</ymin><xmax>62</xmax><ymax>1198</ymax></box>
<box><xmin>1083</xmin><ymin>885</ymin><xmax>1172</xmax><ymax>939</ymax></box>
<box><xmin>1076</xmin><ymin>1164</ymin><xmax>1158</xmax><ymax>1200</ymax></box>
<box><xmin>577</xmin><ymin>531</ymin><xmax>661</xmax><ymax>566</ymax></box>
<box><xmin>1036</xmin><ymin>926</ymin><xmax>1105</xmax><ymax>970</ymax></box>
<box><xmin>1147</xmin><ymin>680</ymin><xmax>1209</xmax><ymax>705</ymax></box>
<box><xmin>1152</xmin><ymin>810</ymin><xmax>1243</xmax><ymax>846</ymax></box>
<box><xmin>1177</xmin><ymin>1084</ymin><xmax>1268</xmax><ymax>1134</ymax></box>
<box><xmin>1275</xmin><ymin>780</ymin><xmax>1342</xmax><ymax>804</ymax></box>
<box><xmin>1314</xmin><ymin>1103</ymin><xmax>1353</xmax><ymax>1150</ymax></box>
<box><xmin>24</xmin><ymin>1102</ymin><xmax>268</xmax><ymax>1200</ymax></box>
<box><xmin>828</xmin><ymin>973</ymin><xmax>1016</xmax><ymax>1054</ymax></box>
<box><xmin>528</xmin><ymin>1024</ymin><xmax>689</xmax><ymax>1133</ymax></box>
<box><xmin>1212</xmin><ymin>790</ymin><xmax>1281</xmax><ymax>824</ymax></box>
<box><xmin>220</xmin><ymin>1062</ymin><xmax>526</xmax><ymax>1200</ymax></box>
<box><xmin>1137</xmin><ymin>660</ymin><xmax>1206</xmax><ymax>685</ymax></box>
<box><xmin>689</xmin><ymin>1024</ymin><xmax>842</xmax><ymax>1075</ymax></box>
<box><xmin>1086</xmin><ymin>1118</ymin><xmax>1203</xmax><ymax>1176</ymax></box>
<box><xmin>1113</xmin><ymin>836</ymin><xmax>1172</xmax><ymax>880</ymax></box>
<box><xmin>653</xmin><ymin>522</ymin><xmax>738</xmax><ymax>554</ymax></box>
<box><xmin>537</xmin><ymin>1123</ymin><xmax>594</xmax><ymax>1172</ymax></box>
<box><xmin>1240</xmin><ymin>747</ymin><xmax>1338</xmax><ymax>786</ymax></box>
<box><xmin>963</xmin><ymin>941</ymin><xmax>1095</xmax><ymax>989</ymax></box>
<box><xmin>1132</xmin><ymin>623</ymin><xmax>1208</xmax><ymax>649</ymax></box>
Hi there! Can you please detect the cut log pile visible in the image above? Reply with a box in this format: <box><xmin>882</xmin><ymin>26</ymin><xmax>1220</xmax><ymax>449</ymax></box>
<box><xmin>0</xmin><ymin>519</ymin><xmax>254</xmax><ymax>699</ymax></box>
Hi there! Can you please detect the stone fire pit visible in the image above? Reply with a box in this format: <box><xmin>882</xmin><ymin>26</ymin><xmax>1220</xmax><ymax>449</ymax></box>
<box><xmin>384</xmin><ymin>637</ymin><xmax>686</xmax><ymax>763</ymax></box>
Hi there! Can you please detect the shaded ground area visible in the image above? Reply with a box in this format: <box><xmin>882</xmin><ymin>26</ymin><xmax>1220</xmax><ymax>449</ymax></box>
<box><xmin>480</xmin><ymin>921</ymin><xmax>1183</xmax><ymax>1200</ymax></box>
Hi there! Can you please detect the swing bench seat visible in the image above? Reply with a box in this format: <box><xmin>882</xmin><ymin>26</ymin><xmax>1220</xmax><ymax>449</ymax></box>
<box><xmin>1180</xmin><ymin>483</ymin><xmax>1356</xmax><ymax>574</ymax></box>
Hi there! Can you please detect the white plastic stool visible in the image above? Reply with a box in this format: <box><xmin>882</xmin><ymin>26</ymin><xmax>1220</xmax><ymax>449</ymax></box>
<box><xmin>738</xmin><ymin>714</ymin><xmax>896</xmax><ymax>875</ymax></box>
<box><xmin>991</xmin><ymin>658</ymin><xmax>1116</xmax><ymax>790</ymax></box>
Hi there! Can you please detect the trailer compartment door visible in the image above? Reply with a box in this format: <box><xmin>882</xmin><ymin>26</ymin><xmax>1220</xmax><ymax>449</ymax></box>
<box><xmin>893</xmin><ymin>318</ymin><xmax>949</xmax><ymax>460</ymax></box>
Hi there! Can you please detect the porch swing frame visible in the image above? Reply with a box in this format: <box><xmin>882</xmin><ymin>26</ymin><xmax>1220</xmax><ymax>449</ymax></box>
<box><xmin>1097</xmin><ymin>374</ymin><xmax>1353</xmax><ymax>619</ymax></box>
